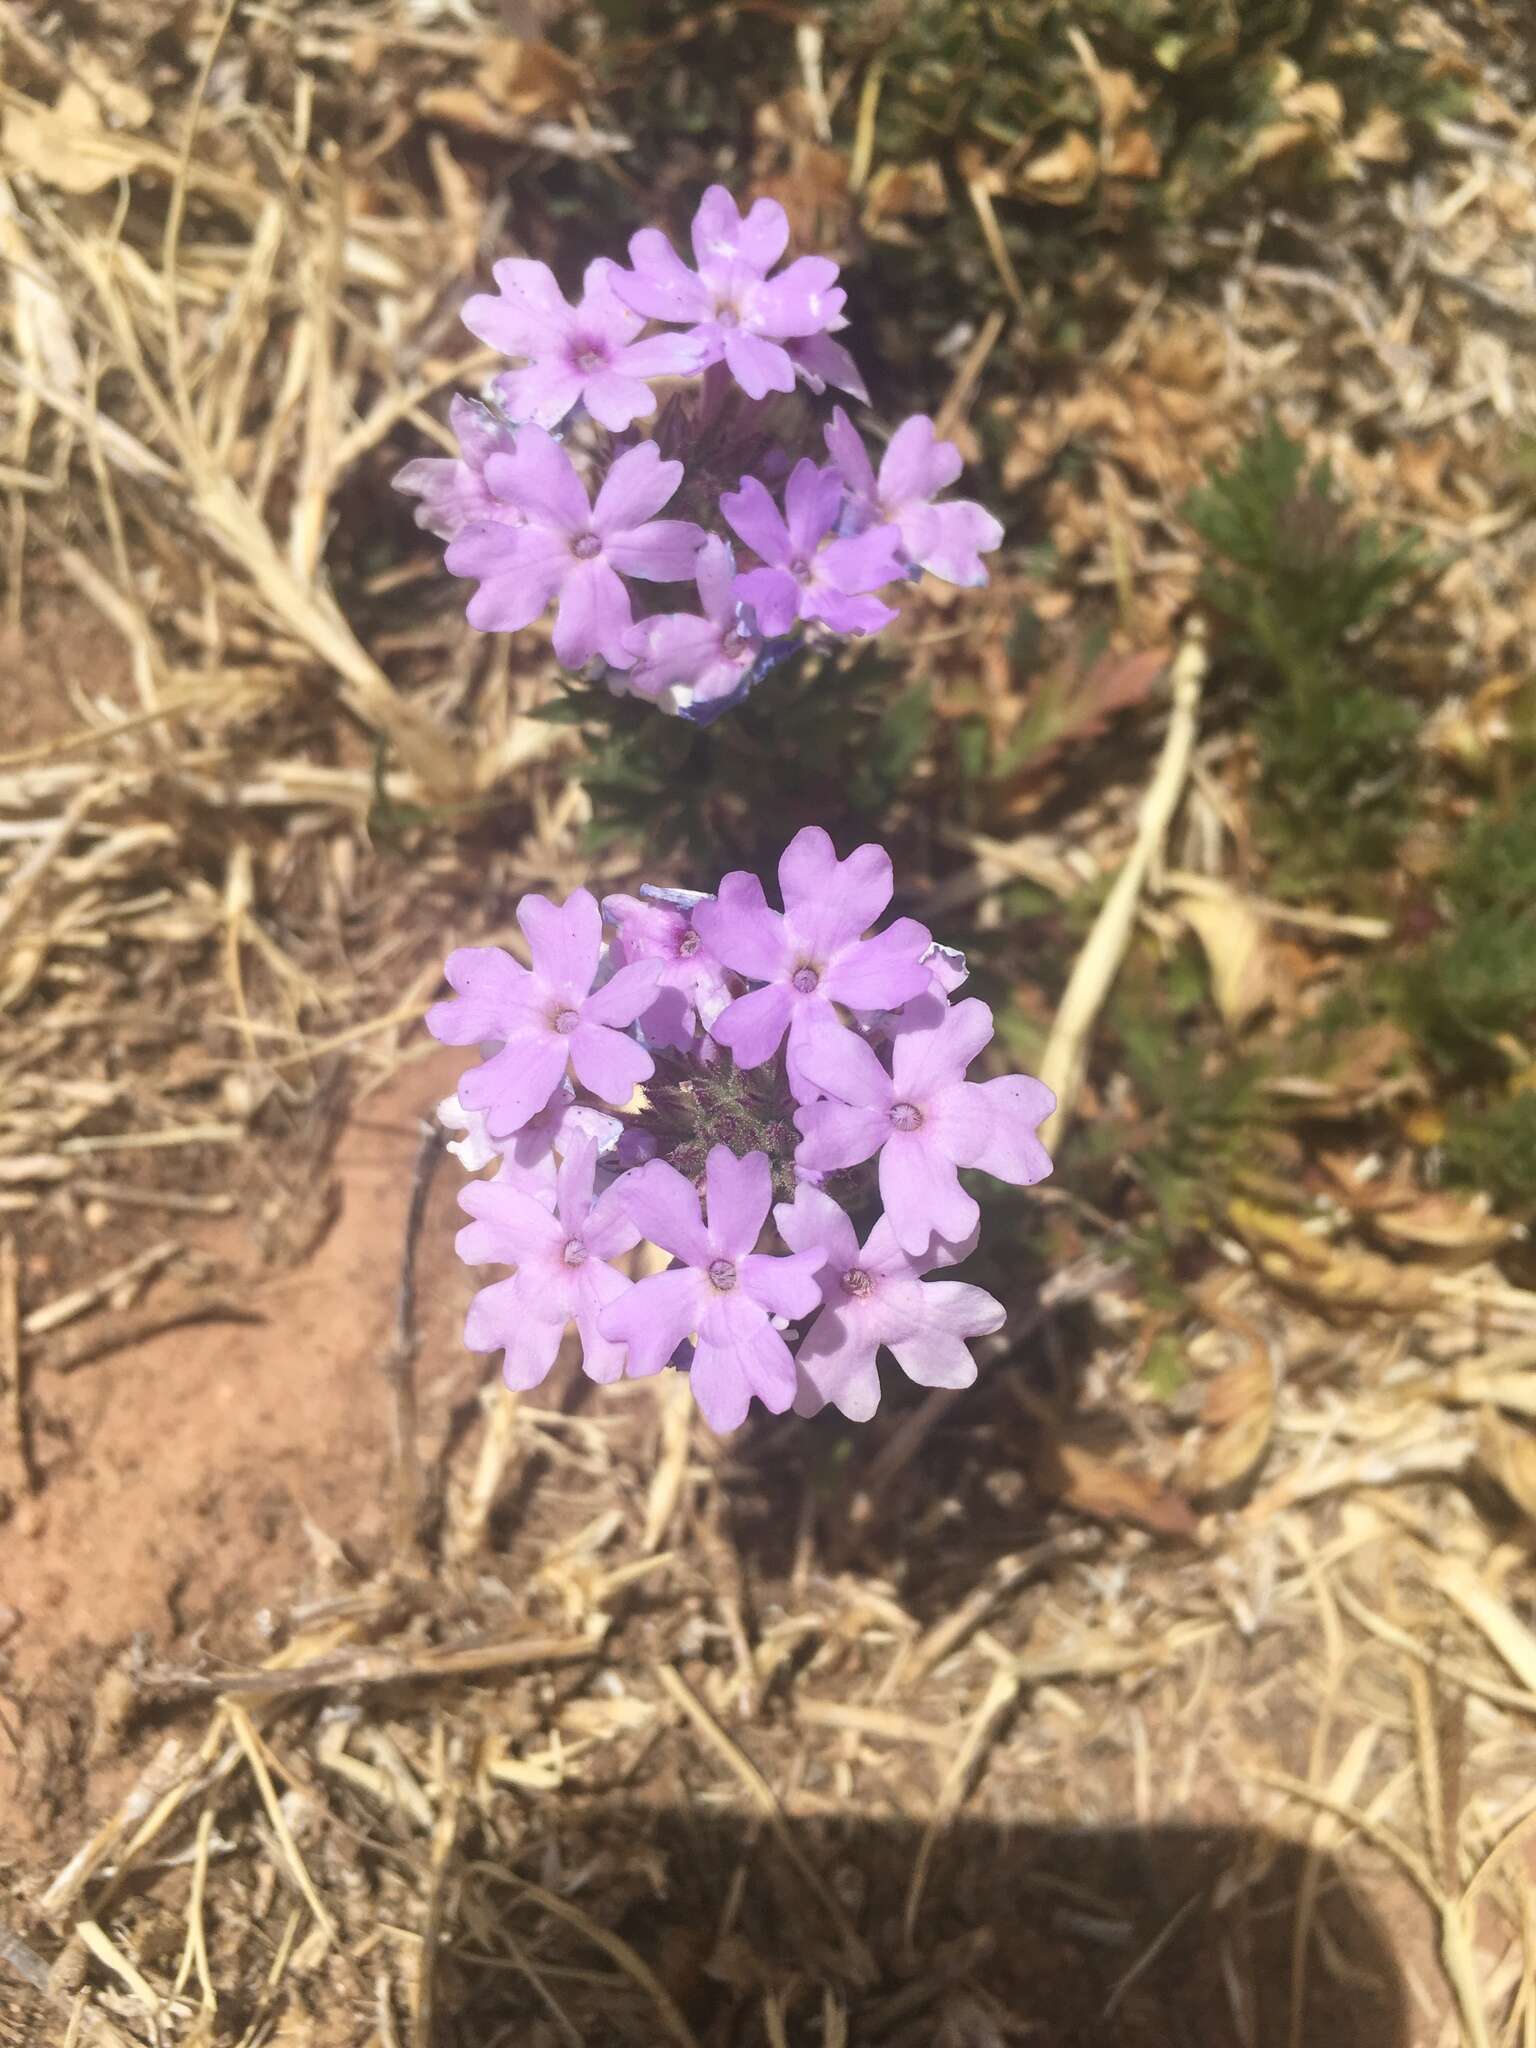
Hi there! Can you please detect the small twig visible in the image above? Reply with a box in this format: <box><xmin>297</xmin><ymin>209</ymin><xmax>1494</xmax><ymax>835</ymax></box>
<box><xmin>385</xmin><ymin>1119</ymin><xmax>443</xmax><ymax>1565</ymax></box>
<box><xmin>0</xmin><ymin>1232</ymin><xmax>33</xmax><ymax>1492</ymax></box>
<box><xmin>1036</xmin><ymin>620</ymin><xmax>1207</xmax><ymax>1147</ymax></box>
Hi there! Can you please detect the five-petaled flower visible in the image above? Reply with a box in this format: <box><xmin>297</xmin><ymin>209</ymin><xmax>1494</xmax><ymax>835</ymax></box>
<box><xmin>611</xmin><ymin>184</ymin><xmax>848</xmax><ymax>403</ymax></box>
<box><xmin>456</xmin><ymin>1136</ymin><xmax>641</xmax><ymax>1387</ymax></box>
<box><xmin>693</xmin><ymin>827</ymin><xmax>932</xmax><ymax>1073</ymax></box>
<box><xmin>600</xmin><ymin>1148</ymin><xmax>826</xmax><ymax>1431</ymax></box>
<box><xmin>793</xmin><ymin>992</ymin><xmax>1056</xmax><ymax>1256</ymax></box>
<box><xmin>825</xmin><ymin>407</ymin><xmax>1004</xmax><ymax>589</ymax></box>
<box><xmin>601</xmin><ymin>887</ymin><xmax>733</xmax><ymax>1053</ymax></box>
<box><xmin>463</xmin><ymin>257</ymin><xmax>702</xmax><ymax>432</ymax></box>
<box><xmin>722</xmin><ymin>460</ymin><xmax>904</xmax><ymax>637</ymax></box>
<box><xmin>445</xmin><ymin>430</ymin><xmax>706</xmax><ymax>669</ymax></box>
<box><xmin>426</xmin><ymin>887</ymin><xmax>660</xmax><ymax>1137</ymax></box>
<box><xmin>775</xmin><ymin>1185</ymin><xmax>1004</xmax><ymax>1420</ymax></box>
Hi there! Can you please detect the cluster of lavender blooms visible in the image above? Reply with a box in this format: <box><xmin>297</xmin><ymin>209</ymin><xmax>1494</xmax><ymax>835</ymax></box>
<box><xmin>430</xmin><ymin>829</ymin><xmax>1054</xmax><ymax>1433</ymax></box>
<box><xmin>394</xmin><ymin>187</ymin><xmax>1002</xmax><ymax>722</ymax></box>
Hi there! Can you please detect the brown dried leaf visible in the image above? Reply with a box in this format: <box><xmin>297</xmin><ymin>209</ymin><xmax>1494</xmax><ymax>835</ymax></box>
<box><xmin>1366</xmin><ymin>1191</ymin><xmax>1513</xmax><ymax>1268</ymax></box>
<box><xmin>1478</xmin><ymin>1409</ymin><xmax>1536</xmax><ymax>1520</ymax></box>
<box><xmin>1190</xmin><ymin>1355</ymin><xmax>1275</xmax><ymax>1497</ymax></box>
<box><xmin>1106</xmin><ymin>128</ymin><xmax>1161</xmax><ymax>180</ymax></box>
<box><xmin>1032</xmin><ymin>1430</ymin><xmax>1199</xmax><ymax>1539</ymax></box>
<box><xmin>476</xmin><ymin>38</ymin><xmax>584</xmax><ymax>118</ymax></box>
<box><xmin>1227</xmin><ymin>1199</ymin><xmax>1438</xmax><ymax>1316</ymax></box>
<box><xmin>1177</xmin><ymin>894</ymin><xmax>1274</xmax><ymax>1029</ymax></box>
<box><xmin>862</xmin><ymin>159</ymin><xmax>948</xmax><ymax>225</ymax></box>
<box><xmin>1</xmin><ymin>84</ymin><xmax>155</xmax><ymax>194</ymax></box>
<box><xmin>1015</xmin><ymin>131</ymin><xmax>1099</xmax><ymax>206</ymax></box>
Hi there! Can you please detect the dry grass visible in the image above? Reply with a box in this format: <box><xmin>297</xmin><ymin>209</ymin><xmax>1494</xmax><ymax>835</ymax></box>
<box><xmin>3</xmin><ymin>3</ymin><xmax>1536</xmax><ymax>2044</ymax></box>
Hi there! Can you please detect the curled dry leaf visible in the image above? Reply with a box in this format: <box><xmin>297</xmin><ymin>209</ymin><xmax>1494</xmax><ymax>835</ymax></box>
<box><xmin>1477</xmin><ymin>1408</ymin><xmax>1536</xmax><ymax>1521</ymax></box>
<box><xmin>1030</xmin><ymin>1427</ymin><xmax>1200</xmax><ymax>1540</ymax></box>
<box><xmin>1176</xmin><ymin>893</ymin><xmax>1274</xmax><ymax>1030</ymax></box>
<box><xmin>1227</xmin><ymin>1199</ymin><xmax>1438</xmax><ymax>1316</ymax></box>
<box><xmin>1365</xmin><ymin>1190</ymin><xmax>1514</xmax><ymax>1269</ymax></box>
<box><xmin>1189</xmin><ymin>1352</ymin><xmax>1275</xmax><ymax>1498</ymax></box>
<box><xmin>1014</xmin><ymin>131</ymin><xmax>1099</xmax><ymax>206</ymax></box>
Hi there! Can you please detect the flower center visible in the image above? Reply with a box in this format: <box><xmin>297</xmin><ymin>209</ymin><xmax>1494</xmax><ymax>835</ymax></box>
<box><xmin>720</xmin><ymin>629</ymin><xmax>751</xmax><ymax>660</ymax></box>
<box><xmin>715</xmin><ymin>304</ymin><xmax>740</xmax><ymax>328</ymax></box>
<box><xmin>788</xmin><ymin>556</ymin><xmax>811</xmax><ymax>582</ymax></box>
<box><xmin>890</xmin><ymin>1101</ymin><xmax>923</xmax><ymax>1132</ymax></box>
<box><xmin>563</xmin><ymin>1238</ymin><xmax>588</xmax><ymax>1267</ymax></box>
<box><xmin>791</xmin><ymin>965</ymin><xmax>820</xmax><ymax>995</ymax></box>
<box><xmin>572</xmin><ymin>343</ymin><xmax>607</xmax><ymax>373</ymax></box>
<box><xmin>572</xmin><ymin>532</ymin><xmax>603</xmax><ymax>560</ymax></box>
<box><xmin>842</xmin><ymin>1267</ymin><xmax>873</xmax><ymax>1298</ymax></box>
<box><xmin>707</xmin><ymin>1257</ymin><xmax>737</xmax><ymax>1292</ymax></box>
<box><xmin>678</xmin><ymin>929</ymin><xmax>702</xmax><ymax>957</ymax></box>
<box><xmin>553</xmin><ymin>1007</ymin><xmax>581</xmax><ymax>1035</ymax></box>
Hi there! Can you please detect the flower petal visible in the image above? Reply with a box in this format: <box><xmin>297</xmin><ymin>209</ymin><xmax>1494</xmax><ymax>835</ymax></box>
<box><xmin>740</xmin><ymin>1246</ymin><xmax>825</xmax><ymax>1319</ymax></box>
<box><xmin>904</xmin><ymin>498</ymin><xmax>1004</xmax><ymax>586</ymax></box>
<box><xmin>792</xmin><ymin>1099</ymin><xmax>890</xmax><ymax>1175</ymax></box>
<box><xmin>719</xmin><ymin>475</ymin><xmax>791</xmax><ymax>566</ymax></box>
<box><xmin>731</xmin><ymin>566</ymin><xmax>800</xmax><ymax>636</ymax></box>
<box><xmin>822</xmin><ymin>921</ymin><xmax>933</xmax><ymax>1012</ymax></box>
<box><xmin>882</xmin><ymin>1275</ymin><xmax>1003</xmax><ymax>1388</ymax></box>
<box><xmin>461</xmin><ymin>257</ymin><xmax>571</xmax><ymax>354</ymax></box>
<box><xmin>584</xmin><ymin>956</ymin><xmax>663</xmax><ymax>1027</ymax></box>
<box><xmin>788</xmin><ymin>332</ymin><xmax>869</xmax><ymax>403</ymax></box>
<box><xmin>779</xmin><ymin>828</ymin><xmax>889</xmax><ymax>947</ymax></box>
<box><xmin>691</xmin><ymin>186</ymin><xmax>789</xmax><ymax>274</ymax></box>
<box><xmin>722</xmin><ymin>328</ymin><xmax>795</xmax><ymax>400</ymax></box>
<box><xmin>950</xmin><ymin>1074</ymin><xmax>1056</xmax><ymax>1184</ymax></box>
<box><xmin>772</xmin><ymin>1184</ymin><xmax>861</xmax><ymax>1279</ymax></box>
<box><xmin>793</xmin><ymin>1304</ymin><xmax>883</xmax><ymax>1420</ymax></box>
<box><xmin>517</xmin><ymin>887</ymin><xmax>602</xmax><ymax>998</ymax></box>
<box><xmin>793</xmin><ymin>1021</ymin><xmax>894</xmax><ymax>1110</ymax></box>
<box><xmin>552</xmin><ymin>557</ymin><xmax>634</xmax><ymax>669</ymax></box>
<box><xmin>879</xmin><ymin>1132</ymin><xmax>978</xmax><ymax>1257</ymax></box>
<box><xmin>573</xmin><ymin>1259</ymin><xmax>634</xmax><ymax>1381</ymax></box>
<box><xmin>578</xmin><ymin>368</ymin><xmax>659</xmax><ymax>432</ymax></box>
<box><xmin>754</xmin><ymin>256</ymin><xmax>844</xmax><ymax>337</ymax></box>
<box><xmin>822</xmin><ymin>525</ymin><xmax>905</xmax><ymax>594</ymax></box>
<box><xmin>709</xmin><ymin>981</ymin><xmax>795</xmax><ymax>1068</ymax></box>
<box><xmin>824</xmin><ymin>406</ymin><xmax>878</xmax><ymax>507</ymax></box>
<box><xmin>615</xmin><ymin>331</ymin><xmax>707</xmax><ymax>381</ymax></box>
<box><xmin>610</xmin><ymin>228</ymin><xmax>714</xmax><ymax>323</ymax></box>
<box><xmin>701</xmin><ymin>1145</ymin><xmax>771</xmax><ymax>1261</ymax></box>
<box><xmin>878</xmin><ymin>413</ymin><xmax>963</xmax><ymax>508</ymax></box>
<box><xmin>619</xmin><ymin>1159</ymin><xmax>713</xmax><ymax>1268</ymax></box>
<box><xmin>427</xmin><ymin>945</ymin><xmax>535</xmax><ymax>1044</ymax></box>
<box><xmin>568</xmin><ymin>1019</ymin><xmax>653</xmax><ymax>1105</ymax></box>
<box><xmin>781</xmin><ymin>460</ymin><xmax>843</xmax><ymax>558</ymax></box>
<box><xmin>460</xmin><ymin>1032</ymin><xmax>571</xmax><ymax>1139</ymax></box>
<box><xmin>482</xmin><ymin>429</ymin><xmax>589</xmax><ymax>533</ymax></box>
<box><xmin>692</xmin><ymin>1293</ymin><xmax>795</xmax><ymax>1428</ymax></box>
<box><xmin>494</xmin><ymin>360</ymin><xmax>587</xmax><ymax>430</ymax></box>
<box><xmin>605</xmin><ymin>519</ymin><xmax>707</xmax><ymax>583</ymax></box>
<box><xmin>456</xmin><ymin>1176</ymin><xmax>565</xmax><ymax>1267</ymax></box>
<box><xmin>693</xmin><ymin>873</ymin><xmax>791</xmax><ymax>981</ymax></box>
<box><xmin>592</xmin><ymin>441</ymin><xmax>684</xmax><ymax>535</ymax></box>
<box><xmin>889</xmin><ymin>994</ymin><xmax>994</xmax><ymax>1102</ymax></box>
<box><xmin>465</xmin><ymin>1283</ymin><xmax>566</xmax><ymax>1389</ymax></box>
<box><xmin>601</xmin><ymin>1264</ymin><xmax>706</xmax><ymax>1376</ymax></box>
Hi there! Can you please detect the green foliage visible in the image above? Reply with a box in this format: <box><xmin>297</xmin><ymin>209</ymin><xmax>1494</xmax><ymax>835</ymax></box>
<box><xmin>1442</xmin><ymin>1093</ymin><xmax>1536</xmax><ymax>1218</ymax></box>
<box><xmin>1186</xmin><ymin>417</ymin><xmax>1425</xmax><ymax>890</ymax></box>
<box><xmin>536</xmin><ymin>646</ymin><xmax>935</xmax><ymax>867</ymax></box>
<box><xmin>1396</xmin><ymin>789</ymin><xmax>1536</xmax><ymax>1080</ymax></box>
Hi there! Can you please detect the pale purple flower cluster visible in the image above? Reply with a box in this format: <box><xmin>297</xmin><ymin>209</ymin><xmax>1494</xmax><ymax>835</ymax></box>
<box><xmin>395</xmin><ymin>187</ymin><xmax>1002</xmax><ymax>723</ymax></box>
<box><xmin>430</xmin><ymin>828</ymin><xmax>1054</xmax><ymax>1432</ymax></box>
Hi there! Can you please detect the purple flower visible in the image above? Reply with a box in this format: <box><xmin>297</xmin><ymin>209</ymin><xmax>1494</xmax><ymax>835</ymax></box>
<box><xmin>721</xmin><ymin>460</ymin><xmax>904</xmax><ymax>637</ymax></box>
<box><xmin>601</xmin><ymin>887</ymin><xmax>732</xmax><ymax>1051</ymax></box>
<box><xmin>621</xmin><ymin>536</ymin><xmax>765</xmax><ymax>712</ymax></box>
<box><xmin>393</xmin><ymin>395</ymin><xmax>521</xmax><ymax>541</ymax></box>
<box><xmin>462</xmin><ymin>257</ymin><xmax>701</xmax><ymax>433</ymax></box>
<box><xmin>439</xmin><ymin>1081</ymin><xmax>624</xmax><ymax>1190</ymax></box>
<box><xmin>610</xmin><ymin>185</ymin><xmax>848</xmax><ymax>403</ymax></box>
<box><xmin>692</xmin><ymin>827</ymin><xmax>932</xmax><ymax>1074</ymax></box>
<box><xmin>600</xmin><ymin>1147</ymin><xmax>825</xmax><ymax>1431</ymax></box>
<box><xmin>793</xmin><ymin>993</ymin><xmax>1055</xmax><ymax>1255</ymax></box>
<box><xmin>456</xmin><ymin>1136</ymin><xmax>641</xmax><ymax>1388</ymax></box>
<box><xmin>444</xmin><ymin>430</ymin><xmax>706</xmax><ymax>669</ymax></box>
<box><xmin>825</xmin><ymin>407</ymin><xmax>1003</xmax><ymax>588</ymax></box>
<box><xmin>426</xmin><ymin>887</ymin><xmax>660</xmax><ymax>1137</ymax></box>
<box><xmin>775</xmin><ymin>1186</ymin><xmax>1004</xmax><ymax>1420</ymax></box>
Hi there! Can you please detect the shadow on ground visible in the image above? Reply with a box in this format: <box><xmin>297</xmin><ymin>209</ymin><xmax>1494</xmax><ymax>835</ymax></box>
<box><xmin>434</xmin><ymin>1809</ymin><xmax>1408</xmax><ymax>2047</ymax></box>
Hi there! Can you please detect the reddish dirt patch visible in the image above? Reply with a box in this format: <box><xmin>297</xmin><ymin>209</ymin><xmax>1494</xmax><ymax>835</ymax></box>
<box><xmin>0</xmin><ymin>1048</ymin><xmax>477</xmax><ymax>1863</ymax></box>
